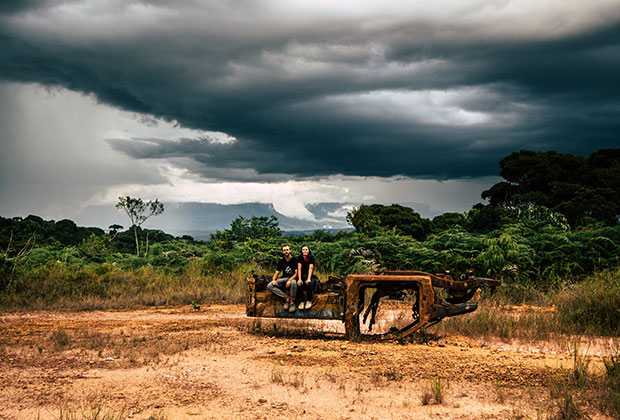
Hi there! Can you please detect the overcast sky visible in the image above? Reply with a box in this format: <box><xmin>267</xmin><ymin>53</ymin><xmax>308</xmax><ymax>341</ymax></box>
<box><xmin>1</xmin><ymin>1</ymin><xmax>619</xmax><ymax>228</ymax></box>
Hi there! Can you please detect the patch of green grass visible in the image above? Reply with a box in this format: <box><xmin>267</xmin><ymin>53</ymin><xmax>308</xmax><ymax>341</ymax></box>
<box><xmin>440</xmin><ymin>304</ymin><xmax>554</xmax><ymax>342</ymax></box>
<box><xmin>552</xmin><ymin>387</ymin><xmax>586</xmax><ymax>420</ymax></box>
<box><xmin>569</xmin><ymin>342</ymin><xmax>590</xmax><ymax>387</ymax></box>
<box><xmin>492</xmin><ymin>281</ymin><xmax>549</xmax><ymax>306</ymax></box>
<box><xmin>269</xmin><ymin>368</ymin><xmax>306</xmax><ymax>390</ymax></box>
<box><xmin>420</xmin><ymin>376</ymin><xmax>445</xmax><ymax>405</ymax></box>
<box><xmin>430</xmin><ymin>376</ymin><xmax>445</xmax><ymax>404</ymax></box>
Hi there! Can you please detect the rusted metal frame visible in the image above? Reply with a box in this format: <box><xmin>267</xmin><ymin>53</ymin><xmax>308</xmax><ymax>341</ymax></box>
<box><xmin>383</xmin><ymin>270</ymin><xmax>485</xmax><ymax>291</ymax></box>
<box><xmin>389</xmin><ymin>286</ymin><xmax>479</xmax><ymax>339</ymax></box>
<box><xmin>344</xmin><ymin>273</ymin><xmax>482</xmax><ymax>340</ymax></box>
<box><xmin>246</xmin><ymin>276</ymin><xmax>344</xmax><ymax>320</ymax></box>
<box><xmin>362</xmin><ymin>286</ymin><xmax>406</xmax><ymax>330</ymax></box>
<box><xmin>345</xmin><ymin>274</ymin><xmax>434</xmax><ymax>340</ymax></box>
<box><xmin>246</xmin><ymin>278</ymin><xmax>256</xmax><ymax>316</ymax></box>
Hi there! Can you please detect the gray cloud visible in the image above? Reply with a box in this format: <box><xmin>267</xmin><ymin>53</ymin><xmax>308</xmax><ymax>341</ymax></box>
<box><xmin>1</xmin><ymin>1</ymin><xmax>619</xmax><ymax>182</ymax></box>
<box><xmin>0</xmin><ymin>0</ymin><xmax>47</xmax><ymax>15</ymax></box>
<box><xmin>0</xmin><ymin>82</ymin><xmax>169</xmax><ymax>219</ymax></box>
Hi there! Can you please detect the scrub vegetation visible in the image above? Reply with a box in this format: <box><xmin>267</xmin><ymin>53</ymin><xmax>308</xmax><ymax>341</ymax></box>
<box><xmin>2</xmin><ymin>208</ymin><xmax>620</xmax><ymax>336</ymax></box>
<box><xmin>1</xmin><ymin>149</ymin><xmax>620</xmax><ymax>341</ymax></box>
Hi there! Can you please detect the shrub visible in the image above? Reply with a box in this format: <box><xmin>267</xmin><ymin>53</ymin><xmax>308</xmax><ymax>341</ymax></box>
<box><xmin>555</xmin><ymin>269</ymin><xmax>620</xmax><ymax>335</ymax></box>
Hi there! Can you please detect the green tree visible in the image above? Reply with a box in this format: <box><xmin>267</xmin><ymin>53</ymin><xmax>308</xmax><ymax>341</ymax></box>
<box><xmin>346</xmin><ymin>205</ymin><xmax>381</xmax><ymax>236</ymax></box>
<box><xmin>465</xmin><ymin>204</ymin><xmax>512</xmax><ymax>234</ymax></box>
<box><xmin>347</xmin><ymin>204</ymin><xmax>428</xmax><ymax>240</ymax></box>
<box><xmin>232</xmin><ymin>215</ymin><xmax>281</xmax><ymax>241</ymax></box>
<box><xmin>78</xmin><ymin>234</ymin><xmax>109</xmax><ymax>262</ymax></box>
<box><xmin>115</xmin><ymin>196</ymin><xmax>164</xmax><ymax>256</ymax></box>
<box><xmin>431</xmin><ymin>212</ymin><xmax>467</xmax><ymax>233</ymax></box>
<box><xmin>481</xmin><ymin>149</ymin><xmax>620</xmax><ymax>227</ymax></box>
<box><xmin>213</xmin><ymin>215</ymin><xmax>282</xmax><ymax>243</ymax></box>
<box><xmin>512</xmin><ymin>204</ymin><xmax>569</xmax><ymax>231</ymax></box>
<box><xmin>478</xmin><ymin>233</ymin><xmax>521</xmax><ymax>280</ymax></box>
<box><xmin>374</xmin><ymin>204</ymin><xmax>427</xmax><ymax>239</ymax></box>
<box><xmin>107</xmin><ymin>224</ymin><xmax>123</xmax><ymax>240</ymax></box>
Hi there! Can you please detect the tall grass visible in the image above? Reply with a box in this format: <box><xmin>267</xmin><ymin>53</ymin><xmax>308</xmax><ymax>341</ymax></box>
<box><xmin>554</xmin><ymin>269</ymin><xmax>620</xmax><ymax>336</ymax></box>
<box><xmin>440</xmin><ymin>305</ymin><xmax>556</xmax><ymax>341</ymax></box>
<box><xmin>0</xmin><ymin>260</ymin><xmax>255</xmax><ymax>310</ymax></box>
<box><xmin>441</xmin><ymin>268</ymin><xmax>620</xmax><ymax>339</ymax></box>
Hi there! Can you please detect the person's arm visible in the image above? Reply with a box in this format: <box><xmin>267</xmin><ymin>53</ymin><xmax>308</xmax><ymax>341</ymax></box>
<box><xmin>297</xmin><ymin>262</ymin><xmax>303</xmax><ymax>286</ymax></box>
<box><xmin>272</xmin><ymin>270</ymin><xmax>280</xmax><ymax>285</ymax></box>
<box><xmin>286</xmin><ymin>269</ymin><xmax>297</xmax><ymax>287</ymax></box>
<box><xmin>288</xmin><ymin>259</ymin><xmax>298</xmax><ymax>281</ymax></box>
<box><xmin>306</xmin><ymin>264</ymin><xmax>314</xmax><ymax>283</ymax></box>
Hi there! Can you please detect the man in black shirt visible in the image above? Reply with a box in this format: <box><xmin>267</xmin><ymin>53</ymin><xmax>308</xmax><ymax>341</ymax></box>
<box><xmin>267</xmin><ymin>244</ymin><xmax>298</xmax><ymax>312</ymax></box>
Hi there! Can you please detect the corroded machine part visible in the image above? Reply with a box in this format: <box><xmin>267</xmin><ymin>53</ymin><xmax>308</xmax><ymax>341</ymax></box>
<box><xmin>246</xmin><ymin>270</ymin><xmax>499</xmax><ymax>341</ymax></box>
<box><xmin>344</xmin><ymin>270</ymin><xmax>499</xmax><ymax>340</ymax></box>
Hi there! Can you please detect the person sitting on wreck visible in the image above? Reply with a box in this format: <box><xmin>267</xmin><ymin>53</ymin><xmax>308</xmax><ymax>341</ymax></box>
<box><xmin>296</xmin><ymin>245</ymin><xmax>317</xmax><ymax>310</ymax></box>
<box><xmin>267</xmin><ymin>243</ymin><xmax>298</xmax><ymax>313</ymax></box>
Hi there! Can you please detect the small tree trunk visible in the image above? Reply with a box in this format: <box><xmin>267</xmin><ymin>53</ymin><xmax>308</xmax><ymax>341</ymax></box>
<box><xmin>145</xmin><ymin>231</ymin><xmax>149</xmax><ymax>256</ymax></box>
<box><xmin>134</xmin><ymin>225</ymin><xmax>140</xmax><ymax>256</ymax></box>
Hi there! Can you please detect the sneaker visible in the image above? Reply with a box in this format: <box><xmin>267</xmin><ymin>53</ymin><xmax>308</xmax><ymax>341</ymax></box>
<box><xmin>288</xmin><ymin>304</ymin><xmax>296</xmax><ymax>313</ymax></box>
<box><xmin>283</xmin><ymin>301</ymin><xmax>290</xmax><ymax>310</ymax></box>
<box><xmin>298</xmin><ymin>302</ymin><xmax>305</xmax><ymax>310</ymax></box>
<box><xmin>304</xmin><ymin>301</ymin><xmax>313</xmax><ymax>309</ymax></box>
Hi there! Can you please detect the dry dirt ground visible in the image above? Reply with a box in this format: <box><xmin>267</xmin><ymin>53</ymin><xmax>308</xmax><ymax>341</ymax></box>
<box><xmin>0</xmin><ymin>304</ymin><xmax>616</xmax><ymax>420</ymax></box>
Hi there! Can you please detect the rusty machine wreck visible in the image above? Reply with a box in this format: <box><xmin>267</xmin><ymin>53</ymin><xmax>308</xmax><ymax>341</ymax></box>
<box><xmin>246</xmin><ymin>270</ymin><xmax>500</xmax><ymax>340</ymax></box>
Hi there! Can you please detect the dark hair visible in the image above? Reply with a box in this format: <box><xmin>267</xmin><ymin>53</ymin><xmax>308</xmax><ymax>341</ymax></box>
<box><xmin>281</xmin><ymin>243</ymin><xmax>291</xmax><ymax>249</ymax></box>
<box><xmin>300</xmin><ymin>244</ymin><xmax>313</xmax><ymax>256</ymax></box>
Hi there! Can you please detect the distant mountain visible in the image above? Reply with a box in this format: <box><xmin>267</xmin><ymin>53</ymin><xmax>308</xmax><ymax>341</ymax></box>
<box><xmin>74</xmin><ymin>202</ymin><xmax>352</xmax><ymax>240</ymax></box>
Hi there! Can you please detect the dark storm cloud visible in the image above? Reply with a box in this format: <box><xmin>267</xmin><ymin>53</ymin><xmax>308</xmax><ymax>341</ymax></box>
<box><xmin>2</xmin><ymin>1</ymin><xmax>620</xmax><ymax>181</ymax></box>
<box><xmin>0</xmin><ymin>0</ymin><xmax>47</xmax><ymax>15</ymax></box>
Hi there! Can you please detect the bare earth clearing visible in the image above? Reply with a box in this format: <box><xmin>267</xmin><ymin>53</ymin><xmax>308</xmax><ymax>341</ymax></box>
<box><xmin>0</xmin><ymin>305</ymin><xmax>616</xmax><ymax>420</ymax></box>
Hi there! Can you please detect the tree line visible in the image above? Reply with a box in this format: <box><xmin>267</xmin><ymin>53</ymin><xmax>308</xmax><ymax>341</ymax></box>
<box><xmin>2</xmin><ymin>148</ymin><xmax>620</xmax><ymax>301</ymax></box>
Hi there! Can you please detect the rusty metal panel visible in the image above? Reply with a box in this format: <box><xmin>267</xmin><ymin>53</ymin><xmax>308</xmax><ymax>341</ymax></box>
<box><xmin>246</xmin><ymin>275</ymin><xmax>344</xmax><ymax>320</ymax></box>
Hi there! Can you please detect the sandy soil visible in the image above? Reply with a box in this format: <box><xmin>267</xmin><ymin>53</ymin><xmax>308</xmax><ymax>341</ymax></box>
<box><xmin>0</xmin><ymin>304</ymin><xmax>616</xmax><ymax>420</ymax></box>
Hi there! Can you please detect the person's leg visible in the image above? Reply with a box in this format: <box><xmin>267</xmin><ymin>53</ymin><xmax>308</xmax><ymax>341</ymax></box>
<box><xmin>289</xmin><ymin>278</ymin><xmax>297</xmax><ymax>301</ymax></box>
<box><xmin>267</xmin><ymin>278</ymin><xmax>288</xmax><ymax>300</ymax></box>
<box><xmin>306</xmin><ymin>276</ymin><xmax>317</xmax><ymax>300</ymax></box>
<box><xmin>284</xmin><ymin>279</ymin><xmax>297</xmax><ymax>312</ymax></box>
<box><xmin>304</xmin><ymin>276</ymin><xmax>317</xmax><ymax>308</ymax></box>
<box><xmin>297</xmin><ymin>281</ymin><xmax>306</xmax><ymax>309</ymax></box>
